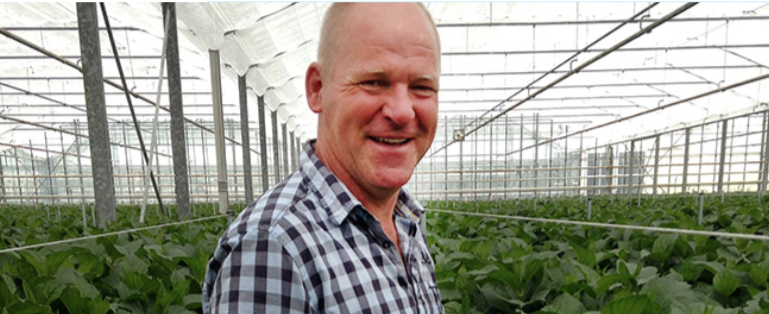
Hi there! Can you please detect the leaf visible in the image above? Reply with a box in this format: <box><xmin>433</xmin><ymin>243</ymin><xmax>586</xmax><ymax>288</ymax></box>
<box><xmin>650</xmin><ymin>234</ymin><xmax>678</xmax><ymax>263</ymax></box>
<box><xmin>571</xmin><ymin>242</ymin><xmax>597</xmax><ymax>268</ymax></box>
<box><xmin>56</xmin><ymin>267</ymin><xmax>100</xmax><ymax>299</ymax></box>
<box><xmin>749</xmin><ymin>265</ymin><xmax>769</xmax><ymax>287</ymax></box>
<box><xmin>669</xmin><ymin>303</ymin><xmax>739</xmax><ymax>314</ymax></box>
<box><xmin>640</xmin><ymin>276</ymin><xmax>707</xmax><ymax>313</ymax></box>
<box><xmin>600</xmin><ymin>294</ymin><xmax>661</xmax><ymax>314</ymax></box>
<box><xmin>679</xmin><ymin>259</ymin><xmax>704</xmax><ymax>282</ymax></box>
<box><xmin>60</xmin><ymin>286</ymin><xmax>87</xmax><ymax>314</ymax></box>
<box><xmin>541</xmin><ymin>293</ymin><xmax>586</xmax><ymax>314</ymax></box>
<box><xmin>712</xmin><ymin>270</ymin><xmax>740</xmax><ymax>297</ymax></box>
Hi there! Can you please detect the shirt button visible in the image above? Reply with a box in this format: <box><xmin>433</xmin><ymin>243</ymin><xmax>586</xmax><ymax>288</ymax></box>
<box><xmin>383</xmin><ymin>242</ymin><xmax>391</xmax><ymax>249</ymax></box>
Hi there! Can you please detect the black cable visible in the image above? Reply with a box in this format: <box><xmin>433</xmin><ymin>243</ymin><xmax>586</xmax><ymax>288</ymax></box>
<box><xmin>99</xmin><ymin>3</ymin><xmax>165</xmax><ymax>215</ymax></box>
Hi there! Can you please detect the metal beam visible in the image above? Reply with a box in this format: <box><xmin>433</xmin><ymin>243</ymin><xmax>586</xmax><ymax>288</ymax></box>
<box><xmin>653</xmin><ymin>135</ymin><xmax>660</xmax><ymax>198</ymax></box>
<box><xmin>282</xmin><ymin>123</ymin><xmax>289</xmax><ymax>178</ymax></box>
<box><xmin>239</xmin><ymin>75</ymin><xmax>253</xmax><ymax>205</ymax></box>
<box><xmin>500</xmin><ymin>72</ymin><xmax>769</xmax><ymax>157</ymax></box>
<box><xmin>271</xmin><ymin>110</ymin><xmax>281</xmax><ymax>184</ymax></box>
<box><xmin>440</xmin><ymin>94</ymin><xmax>669</xmax><ymax>104</ymax></box>
<box><xmin>717</xmin><ymin>120</ymin><xmax>728</xmax><ymax>193</ymax></box>
<box><xmin>760</xmin><ymin>113</ymin><xmax>769</xmax><ymax>195</ymax></box>
<box><xmin>0</xmin><ymin>27</ymin><xmax>256</xmax><ymax>154</ymax></box>
<box><xmin>441</xmin><ymin>43</ymin><xmax>769</xmax><ymax>56</ymax></box>
<box><xmin>163</xmin><ymin>3</ymin><xmax>190</xmax><ymax>219</ymax></box>
<box><xmin>439</xmin><ymin>80</ymin><xmax>710</xmax><ymax>91</ymax></box>
<box><xmin>77</xmin><ymin>3</ymin><xmax>115</xmax><ymax>228</ymax></box>
<box><xmin>258</xmin><ymin>95</ymin><xmax>269</xmax><ymax>193</ymax></box>
<box><xmin>682</xmin><ymin>128</ymin><xmax>690</xmax><ymax>192</ymax></box>
<box><xmin>209</xmin><ymin>49</ymin><xmax>228</xmax><ymax>214</ymax></box>
<box><xmin>431</xmin><ymin>2</ymin><xmax>697</xmax><ymax>157</ymax></box>
<box><xmin>436</xmin><ymin>15</ymin><xmax>769</xmax><ymax>27</ymax></box>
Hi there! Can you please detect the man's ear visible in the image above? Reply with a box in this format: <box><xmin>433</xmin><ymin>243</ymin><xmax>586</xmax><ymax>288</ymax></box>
<box><xmin>306</xmin><ymin>62</ymin><xmax>323</xmax><ymax>113</ymax></box>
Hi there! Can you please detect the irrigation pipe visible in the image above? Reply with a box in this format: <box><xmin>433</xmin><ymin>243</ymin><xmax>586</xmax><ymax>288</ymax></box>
<box><xmin>429</xmin><ymin>209</ymin><xmax>769</xmax><ymax>241</ymax></box>
<box><xmin>0</xmin><ymin>27</ymin><xmax>259</xmax><ymax>156</ymax></box>
<box><xmin>0</xmin><ymin>214</ymin><xmax>231</xmax><ymax>255</ymax></box>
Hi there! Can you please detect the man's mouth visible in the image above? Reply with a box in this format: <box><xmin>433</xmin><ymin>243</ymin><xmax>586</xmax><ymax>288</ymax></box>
<box><xmin>370</xmin><ymin>137</ymin><xmax>411</xmax><ymax>145</ymax></box>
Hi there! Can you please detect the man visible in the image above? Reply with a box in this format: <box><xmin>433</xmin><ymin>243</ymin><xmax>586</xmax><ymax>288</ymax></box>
<box><xmin>202</xmin><ymin>3</ymin><xmax>443</xmax><ymax>313</ymax></box>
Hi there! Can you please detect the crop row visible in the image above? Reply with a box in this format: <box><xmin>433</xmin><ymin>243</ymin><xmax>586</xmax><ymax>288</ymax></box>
<box><xmin>425</xmin><ymin>195</ymin><xmax>769</xmax><ymax>313</ymax></box>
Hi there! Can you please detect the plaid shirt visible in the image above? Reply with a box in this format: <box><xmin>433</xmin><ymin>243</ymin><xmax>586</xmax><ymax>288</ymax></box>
<box><xmin>203</xmin><ymin>140</ymin><xmax>444</xmax><ymax>314</ymax></box>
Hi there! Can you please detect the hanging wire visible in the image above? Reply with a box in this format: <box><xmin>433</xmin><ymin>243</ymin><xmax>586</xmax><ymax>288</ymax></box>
<box><xmin>99</xmin><ymin>2</ymin><xmax>165</xmax><ymax>215</ymax></box>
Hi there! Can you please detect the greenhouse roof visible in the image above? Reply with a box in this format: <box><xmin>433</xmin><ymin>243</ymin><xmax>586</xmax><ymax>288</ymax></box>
<box><xmin>0</xmin><ymin>2</ymin><xmax>768</xmax><ymax>156</ymax></box>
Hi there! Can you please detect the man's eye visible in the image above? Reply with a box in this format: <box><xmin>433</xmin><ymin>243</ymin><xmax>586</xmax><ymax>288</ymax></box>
<box><xmin>361</xmin><ymin>80</ymin><xmax>381</xmax><ymax>87</ymax></box>
<box><xmin>412</xmin><ymin>85</ymin><xmax>436</xmax><ymax>95</ymax></box>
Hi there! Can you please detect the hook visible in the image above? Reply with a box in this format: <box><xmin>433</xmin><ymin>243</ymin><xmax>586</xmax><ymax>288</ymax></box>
<box><xmin>639</xmin><ymin>14</ymin><xmax>651</xmax><ymax>34</ymax></box>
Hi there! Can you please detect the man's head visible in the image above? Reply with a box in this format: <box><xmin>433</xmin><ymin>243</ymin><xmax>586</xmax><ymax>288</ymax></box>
<box><xmin>305</xmin><ymin>3</ymin><xmax>441</xmax><ymax>203</ymax></box>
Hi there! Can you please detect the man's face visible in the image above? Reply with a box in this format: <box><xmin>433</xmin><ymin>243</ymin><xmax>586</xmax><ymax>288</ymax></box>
<box><xmin>308</xmin><ymin>3</ymin><xmax>440</xmax><ymax>199</ymax></box>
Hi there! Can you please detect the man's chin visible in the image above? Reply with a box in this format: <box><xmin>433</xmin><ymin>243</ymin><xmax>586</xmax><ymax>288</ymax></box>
<box><xmin>368</xmin><ymin>169</ymin><xmax>413</xmax><ymax>191</ymax></box>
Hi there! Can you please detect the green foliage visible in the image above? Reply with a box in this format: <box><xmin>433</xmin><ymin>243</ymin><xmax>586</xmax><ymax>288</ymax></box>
<box><xmin>0</xmin><ymin>203</ymin><xmax>237</xmax><ymax>314</ymax></box>
<box><xmin>428</xmin><ymin>195</ymin><xmax>769</xmax><ymax>313</ymax></box>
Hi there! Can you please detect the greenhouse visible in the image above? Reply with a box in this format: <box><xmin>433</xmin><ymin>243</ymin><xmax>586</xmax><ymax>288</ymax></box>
<box><xmin>0</xmin><ymin>2</ymin><xmax>768</xmax><ymax>313</ymax></box>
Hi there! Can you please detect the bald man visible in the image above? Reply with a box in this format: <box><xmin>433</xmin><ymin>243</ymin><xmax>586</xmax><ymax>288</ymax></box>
<box><xmin>203</xmin><ymin>3</ymin><xmax>443</xmax><ymax>313</ymax></box>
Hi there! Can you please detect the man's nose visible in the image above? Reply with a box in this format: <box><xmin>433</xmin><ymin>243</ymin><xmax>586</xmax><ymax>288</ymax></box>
<box><xmin>382</xmin><ymin>85</ymin><xmax>415</xmax><ymax>126</ymax></box>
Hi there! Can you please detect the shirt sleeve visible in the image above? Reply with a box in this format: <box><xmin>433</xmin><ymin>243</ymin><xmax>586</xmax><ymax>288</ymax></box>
<box><xmin>206</xmin><ymin>227</ymin><xmax>311</xmax><ymax>314</ymax></box>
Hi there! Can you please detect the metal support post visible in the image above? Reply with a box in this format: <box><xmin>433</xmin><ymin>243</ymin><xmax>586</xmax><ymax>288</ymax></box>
<box><xmin>271</xmin><ymin>110</ymin><xmax>281</xmax><ymax>184</ymax></box>
<box><xmin>653</xmin><ymin>135</ymin><xmax>660</xmax><ymax>199</ymax></box>
<box><xmin>682</xmin><ymin>128</ymin><xmax>690</xmax><ymax>192</ymax></box>
<box><xmin>757</xmin><ymin>111</ymin><xmax>769</xmax><ymax>191</ymax></box>
<box><xmin>229</xmin><ymin>121</ymin><xmax>238</xmax><ymax>206</ymax></box>
<box><xmin>14</xmin><ymin>147</ymin><xmax>22</xmax><ymax>205</ymax></box>
<box><xmin>77</xmin><ymin>3</ymin><xmax>116</xmax><ymax>228</ymax></box>
<box><xmin>163</xmin><ymin>3</ymin><xmax>190</xmax><ymax>218</ymax></box>
<box><xmin>578</xmin><ymin>133</ymin><xmax>583</xmax><ymax>198</ymax></box>
<box><xmin>606</xmin><ymin>145</ymin><xmax>613</xmax><ymax>195</ymax></box>
<box><xmin>208</xmin><ymin>49</ymin><xmax>228</xmax><ymax>214</ymax></box>
<box><xmin>238</xmin><ymin>75</ymin><xmax>253</xmax><ymax>204</ymax></box>
<box><xmin>44</xmin><ymin>133</ymin><xmax>55</xmax><ymax>208</ymax></box>
<box><xmin>548</xmin><ymin>120</ymin><xmax>553</xmax><ymax>197</ymax></box>
<box><xmin>519</xmin><ymin>114</ymin><xmax>523</xmax><ymax>199</ymax></box>
<box><xmin>564</xmin><ymin>126</ymin><xmax>568</xmax><ymax>196</ymax></box>
<box><xmin>289</xmin><ymin>131</ymin><xmax>296</xmax><ymax>171</ymax></box>
<box><xmin>759</xmin><ymin>112</ymin><xmax>768</xmax><ymax>192</ymax></box>
<box><xmin>0</xmin><ymin>152</ymin><xmax>5</xmax><ymax>204</ymax></box>
<box><xmin>533</xmin><ymin>113</ymin><xmax>539</xmax><ymax>199</ymax></box>
<box><xmin>185</xmin><ymin>124</ymin><xmax>195</xmax><ymax>214</ymax></box>
<box><xmin>459</xmin><ymin>115</ymin><xmax>464</xmax><ymax>200</ymax></box>
<box><xmin>282</xmin><ymin>123</ymin><xmax>289</xmax><ymax>178</ymax></box>
<box><xmin>444</xmin><ymin>116</ymin><xmax>448</xmax><ymax>202</ymax></box>
<box><xmin>121</xmin><ymin>124</ymin><xmax>132</xmax><ymax>204</ymax></box>
<box><xmin>504</xmin><ymin>116</ymin><xmax>509</xmax><ymax>199</ymax></box>
<box><xmin>75</xmin><ymin>121</ymin><xmax>87</xmax><ymax>228</ymax></box>
<box><xmin>629</xmin><ymin>140</ymin><xmax>635</xmax><ymax>196</ymax></box>
<box><xmin>257</xmin><ymin>95</ymin><xmax>269</xmax><ymax>192</ymax></box>
<box><xmin>717</xmin><ymin>120</ymin><xmax>728</xmax><ymax>195</ymax></box>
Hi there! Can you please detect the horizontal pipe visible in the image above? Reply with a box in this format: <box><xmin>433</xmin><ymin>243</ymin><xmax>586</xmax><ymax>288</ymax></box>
<box><xmin>442</xmin><ymin>44</ymin><xmax>769</xmax><ymax>56</ymax></box>
<box><xmin>440</xmin><ymin>64</ymin><xmax>764</xmax><ymax>77</ymax></box>
<box><xmin>436</xmin><ymin>15</ymin><xmax>769</xmax><ymax>27</ymax></box>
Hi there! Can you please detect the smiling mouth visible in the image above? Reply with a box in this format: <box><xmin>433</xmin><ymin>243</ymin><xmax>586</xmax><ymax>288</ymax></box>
<box><xmin>370</xmin><ymin>137</ymin><xmax>411</xmax><ymax>145</ymax></box>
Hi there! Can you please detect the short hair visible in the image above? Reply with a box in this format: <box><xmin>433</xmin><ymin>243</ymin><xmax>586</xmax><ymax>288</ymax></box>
<box><xmin>316</xmin><ymin>2</ymin><xmax>441</xmax><ymax>79</ymax></box>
